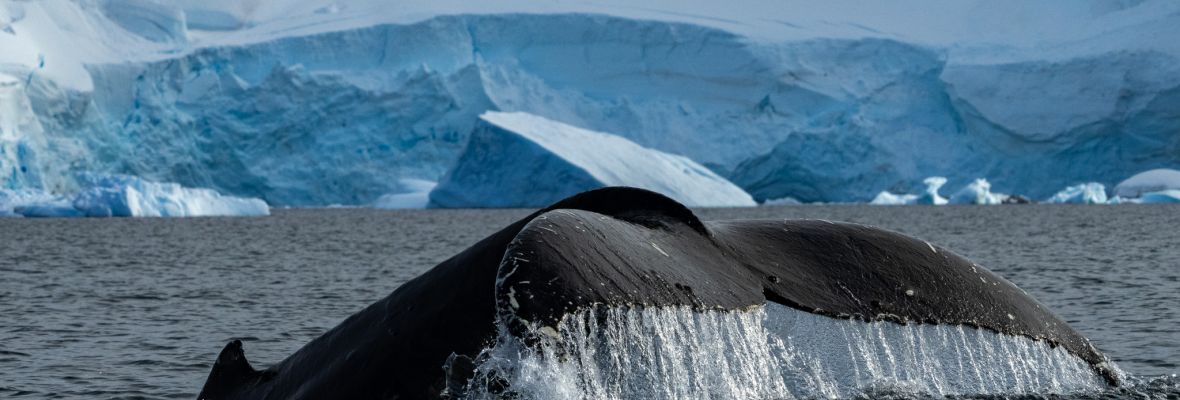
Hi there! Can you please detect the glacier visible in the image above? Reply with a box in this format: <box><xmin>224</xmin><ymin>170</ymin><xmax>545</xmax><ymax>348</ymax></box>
<box><xmin>430</xmin><ymin>112</ymin><xmax>755</xmax><ymax>208</ymax></box>
<box><xmin>1</xmin><ymin>174</ymin><xmax>269</xmax><ymax>217</ymax></box>
<box><xmin>2</xmin><ymin>1</ymin><xmax>1179</xmax><ymax>206</ymax></box>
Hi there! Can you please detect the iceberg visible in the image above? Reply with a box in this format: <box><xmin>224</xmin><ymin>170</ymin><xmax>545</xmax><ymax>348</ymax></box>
<box><xmin>1114</xmin><ymin>169</ymin><xmax>1180</xmax><ymax>198</ymax></box>
<box><xmin>4</xmin><ymin>175</ymin><xmax>269</xmax><ymax>217</ymax></box>
<box><xmin>949</xmin><ymin>178</ymin><xmax>1007</xmax><ymax>205</ymax></box>
<box><xmin>1045</xmin><ymin>183</ymin><xmax>1108</xmax><ymax>204</ymax></box>
<box><xmin>870</xmin><ymin>176</ymin><xmax>948</xmax><ymax>206</ymax></box>
<box><xmin>914</xmin><ymin>177</ymin><xmax>949</xmax><ymax>205</ymax></box>
<box><xmin>429</xmin><ymin>112</ymin><xmax>756</xmax><ymax>208</ymax></box>
<box><xmin>70</xmin><ymin>175</ymin><xmax>270</xmax><ymax>217</ymax></box>
<box><xmin>372</xmin><ymin>179</ymin><xmax>437</xmax><ymax>209</ymax></box>
<box><xmin>761</xmin><ymin>196</ymin><xmax>802</xmax><ymax>206</ymax></box>
<box><xmin>870</xmin><ymin>191</ymin><xmax>918</xmax><ymax>206</ymax></box>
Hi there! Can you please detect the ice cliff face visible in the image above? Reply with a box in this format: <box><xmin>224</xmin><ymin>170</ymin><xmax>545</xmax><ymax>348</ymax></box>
<box><xmin>2</xmin><ymin>1</ymin><xmax>1179</xmax><ymax>206</ymax></box>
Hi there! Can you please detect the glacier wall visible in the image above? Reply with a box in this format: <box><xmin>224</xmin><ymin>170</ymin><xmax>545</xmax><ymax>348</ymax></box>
<box><xmin>5</xmin><ymin>8</ymin><xmax>1180</xmax><ymax>205</ymax></box>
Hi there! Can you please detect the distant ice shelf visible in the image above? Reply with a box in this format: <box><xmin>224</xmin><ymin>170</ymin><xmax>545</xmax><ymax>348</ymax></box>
<box><xmin>429</xmin><ymin>112</ymin><xmax>756</xmax><ymax>208</ymax></box>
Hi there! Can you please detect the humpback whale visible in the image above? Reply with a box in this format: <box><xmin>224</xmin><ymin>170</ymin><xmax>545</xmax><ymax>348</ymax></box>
<box><xmin>198</xmin><ymin>187</ymin><xmax>1117</xmax><ymax>399</ymax></box>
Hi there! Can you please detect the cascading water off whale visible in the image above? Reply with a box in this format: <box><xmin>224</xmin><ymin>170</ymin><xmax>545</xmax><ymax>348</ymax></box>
<box><xmin>197</xmin><ymin>187</ymin><xmax>1119</xmax><ymax>399</ymax></box>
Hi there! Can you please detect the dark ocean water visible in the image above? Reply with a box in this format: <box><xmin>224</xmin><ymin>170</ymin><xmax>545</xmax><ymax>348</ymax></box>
<box><xmin>1</xmin><ymin>205</ymin><xmax>1178</xmax><ymax>399</ymax></box>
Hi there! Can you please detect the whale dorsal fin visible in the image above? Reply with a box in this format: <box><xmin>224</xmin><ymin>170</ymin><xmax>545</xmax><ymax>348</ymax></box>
<box><xmin>197</xmin><ymin>340</ymin><xmax>266</xmax><ymax>400</ymax></box>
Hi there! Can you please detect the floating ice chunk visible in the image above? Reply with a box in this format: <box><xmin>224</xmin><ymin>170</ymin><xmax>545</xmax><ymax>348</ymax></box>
<box><xmin>949</xmin><ymin>178</ymin><xmax>1006</xmax><ymax>205</ymax></box>
<box><xmin>1138</xmin><ymin>189</ymin><xmax>1180</xmax><ymax>204</ymax></box>
<box><xmin>870</xmin><ymin>177</ymin><xmax>947</xmax><ymax>205</ymax></box>
<box><xmin>870</xmin><ymin>191</ymin><xmax>918</xmax><ymax>205</ymax></box>
<box><xmin>762</xmin><ymin>196</ymin><xmax>802</xmax><ymax>206</ymax></box>
<box><xmin>70</xmin><ymin>174</ymin><xmax>269</xmax><ymax>217</ymax></box>
<box><xmin>1045</xmin><ymin>183</ymin><xmax>1108</xmax><ymax>204</ymax></box>
<box><xmin>914</xmin><ymin>177</ymin><xmax>949</xmax><ymax>205</ymax></box>
<box><xmin>430</xmin><ymin>112</ymin><xmax>756</xmax><ymax>208</ymax></box>
<box><xmin>1114</xmin><ymin>169</ymin><xmax>1180</xmax><ymax>198</ymax></box>
<box><xmin>373</xmin><ymin>179</ymin><xmax>436</xmax><ymax>209</ymax></box>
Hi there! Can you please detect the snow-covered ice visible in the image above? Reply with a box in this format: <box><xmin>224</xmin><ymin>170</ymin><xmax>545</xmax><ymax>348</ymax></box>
<box><xmin>1</xmin><ymin>1</ymin><xmax>1179</xmax><ymax>205</ymax></box>
<box><xmin>1046</xmin><ymin>183</ymin><xmax>1108</xmax><ymax>205</ymax></box>
<box><xmin>372</xmin><ymin>179</ymin><xmax>436</xmax><ymax>209</ymax></box>
<box><xmin>1114</xmin><ymin>169</ymin><xmax>1180</xmax><ymax>198</ymax></box>
<box><xmin>429</xmin><ymin>112</ymin><xmax>756</xmax><ymax>208</ymax></box>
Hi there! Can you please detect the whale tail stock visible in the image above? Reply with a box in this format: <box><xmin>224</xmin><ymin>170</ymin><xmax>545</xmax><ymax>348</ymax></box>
<box><xmin>197</xmin><ymin>186</ymin><xmax>1117</xmax><ymax>399</ymax></box>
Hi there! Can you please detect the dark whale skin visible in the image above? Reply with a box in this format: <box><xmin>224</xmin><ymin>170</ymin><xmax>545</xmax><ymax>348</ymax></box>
<box><xmin>197</xmin><ymin>187</ymin><xmax>1116</xmax><ymax>400</ymax></box>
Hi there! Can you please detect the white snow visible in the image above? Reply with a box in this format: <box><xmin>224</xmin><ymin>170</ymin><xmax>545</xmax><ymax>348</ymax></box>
<box><xmin>430</xmin><ymin>112</ymin><xmax>755</xmax><ymax>208</ymax></box>
<box><xmin>372</xmin><ymin>179</ymin><xmax>436</xmax><ymax>209</ymax></box>
<box><xmin>1045</xmin><ymin>183</ymin><xmax>1108</xmax><ymax>204</ymax></box>
<box><xmin>1114</xmin><ymin>169</ymin><xmax>1180</xmax><ymax>198</ymax></box>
